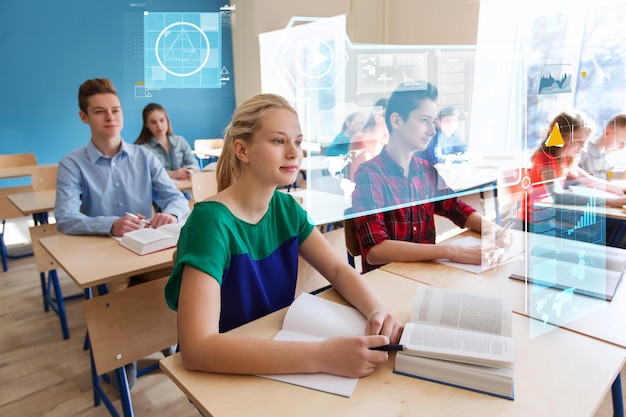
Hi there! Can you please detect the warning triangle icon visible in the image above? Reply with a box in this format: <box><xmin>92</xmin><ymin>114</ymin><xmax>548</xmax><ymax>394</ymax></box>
<box><xmin>545</xmin><ymin>123</ymin><xmax>565</xmax><ymax>147</ymax></box>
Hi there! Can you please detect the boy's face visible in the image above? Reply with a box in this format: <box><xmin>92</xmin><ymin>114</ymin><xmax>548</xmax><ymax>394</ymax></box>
<box><xmin>390</xmin><ymin>99</ymin><xmax>438</xmax><ymax>151</ymax></box>
<box><xmin>79</xmin><ymin>93</ymin><xmax>123</xmax><ymax>140</ymax></box>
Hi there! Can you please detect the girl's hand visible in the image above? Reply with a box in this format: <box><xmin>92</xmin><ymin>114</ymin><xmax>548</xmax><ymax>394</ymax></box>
<box><xmin>316</xmin><ymin>335</ymin><xmax>391</xmax><ymax>378</ymax></box>
<box><xmin>365</xmin><ymin>310</ymin><xmax>403</xmax><ymax>343</ymax></box>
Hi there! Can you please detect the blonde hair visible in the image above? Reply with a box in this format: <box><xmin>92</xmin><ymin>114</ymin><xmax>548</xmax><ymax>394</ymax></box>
<box><xmin>216</xmin><ymin>94</ymin><xmax>297</xmax><ymax>191</ymax></box>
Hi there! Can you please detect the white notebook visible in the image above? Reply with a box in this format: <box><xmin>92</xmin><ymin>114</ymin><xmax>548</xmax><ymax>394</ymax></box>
<box><xmin>257</xmin><ymin>293</ymin><xmax>367</xmax><ymax>397</ymax></box>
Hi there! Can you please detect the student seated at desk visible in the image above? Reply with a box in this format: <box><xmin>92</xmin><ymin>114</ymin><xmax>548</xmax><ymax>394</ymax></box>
<box><xmin>134</xmin><ymin>103</ymin><xmax>199</xmax><ymax>181</ymax></box>
<box><xmin>165</xmin><ymin>93</ymin><xmax>402</xmax><ymax>378</ymax></box>
<box><xmin>520</xmin><ymin>110</ymin><xmax>626</xmax><ymax>226</ymax></box>
<box><xmin>55</xmin><ymin>78</ymin><xmax>189</xmax><ymax>391</ymax></box>
<box><xmin>576</xmin><ymin>113</ymin><xmax>626</xmax><ymax>180</ymax></box>
<box><xmin>326</xmin><ymin>111</ymin><xmax>364</xmax><ymax>156</ymax></box>
<box><xmin>348</xmin><ymin>98</ymin><xmax>389</xmax><ymax>181</ymax></box>
<box><xmin>351</xmin><ymin>81</ymin><xmax>511</xmax><ymax>273</ymax></box>
<box><xmin>55</xmin><ymin>78</ymin><xmax>189</xmax><ymax>238</ymax></box>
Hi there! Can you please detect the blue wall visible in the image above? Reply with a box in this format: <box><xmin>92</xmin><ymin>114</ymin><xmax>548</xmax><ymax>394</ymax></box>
<box><xmin>0</xmin><ymin>0</ymin><xmax>235</xmax><ymax>180</ymax></box>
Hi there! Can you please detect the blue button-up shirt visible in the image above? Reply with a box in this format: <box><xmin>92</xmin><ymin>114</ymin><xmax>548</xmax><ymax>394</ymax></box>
<box><xmin>55</xmin><ymin>140</ymin><xmax>189</xmax><ymax>235</ymax></box>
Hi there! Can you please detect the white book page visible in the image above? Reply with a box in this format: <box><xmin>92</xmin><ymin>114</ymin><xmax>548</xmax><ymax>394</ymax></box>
<box><xmin>435</xmin><ymin>236</ymin><xmax>524</xmax><ymax>274</ymax></box>
<box><xmin>282</xmin><ymin>293</ymin><xmax>367</xmax><ymax>339</ymax></box>
<box><xmin>257</xmin><ymin>330</ymin><xmax>359</xmax><ymax>397</ymax></box>
<box><xmin>256</xmin><ymin>294</ymin><xmax>366</xmax><ymax>397</ymax></box>
<box><xmin>399</xmin><ymin>322</ymin><xmax>514</xmax><ymax>368</ymax></box>
<box><xmin>410</xmin><ymin>284</ymin><xmax>512</xmax><ymax>337</ymax></box>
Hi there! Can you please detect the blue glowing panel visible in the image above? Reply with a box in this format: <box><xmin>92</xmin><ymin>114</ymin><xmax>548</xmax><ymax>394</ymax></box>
<box><xmin>144</xmin><ymin>12</ymin><xmax>221</xmax><ymax>89</ymax></box>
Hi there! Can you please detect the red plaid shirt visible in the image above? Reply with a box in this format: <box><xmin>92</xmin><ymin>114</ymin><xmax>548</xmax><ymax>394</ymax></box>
<box><xmin>351</xmin><ymin>148</ymin><xmax>476</xmax><ymax>272</ymax></box>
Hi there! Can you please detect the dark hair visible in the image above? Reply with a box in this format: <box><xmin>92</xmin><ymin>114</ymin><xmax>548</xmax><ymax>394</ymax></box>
<box><xmin>78</xmin><ymin>78</ymin><xmax>118</xmax><ymax>114</ymax></box>
<box><xmin>438</xmin><ymin>106</ymin><xmax>459</xmax><ymax>120</ymax></box>
<box><xmin>216</xmin><ymin>93</ymin><xmax>297</xmax><ymax>191</ymax></box>
<box><xmin>135</xmin><ymin>103</ymin><xmax>173</xmax><ymax>145</ymax></box>
<box><xmin>385</xmin><ymin>81</ymin><xmax>438</xmax><ymax>132</ymax></box>
<box><xmin>362</xmin><ymin>98</ymin><xmax>388</xmax><ymax>132</ymax></box>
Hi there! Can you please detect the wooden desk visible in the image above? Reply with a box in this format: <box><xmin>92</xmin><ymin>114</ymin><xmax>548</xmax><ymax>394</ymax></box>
<box><xmin>192</xmin><ymin>148</ymin><xmax>222</xmax><ymax>158</ymax></box>
<box><xmin>435</xmin><ymin>163</ymin><xmax>499</xmax><ymax>193</ymax></box>
<box><xmin>172</xmin><ymin>178</ymin><xmax>192</xmax><ymax>191</ymax></box>
<box><xmin>39</xmin><ymin>233</ymin><xmax>175</xmax><ymax>289</ymax></box>
<box><xmin>7</xmin><ymin>189</ymin><xmax>55</xmax><ymax>216</ymax></box>
<box><xmin>380</xmin><ymin>231</ymin><xmax>626</xmax><ymax>349</ymax></box>
<box><xmin>160</xmin><ymin>268</ymin><xmax>626</xmax><ymax>417</ymax></box>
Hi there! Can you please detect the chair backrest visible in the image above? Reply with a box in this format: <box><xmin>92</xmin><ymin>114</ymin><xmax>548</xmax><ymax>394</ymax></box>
<box><xmin>194</xmin><ymin>138</ymin><xmax>224</xmax><ymax>155</ymax></box>
<box><xmin>31</xmin><ymin>165</ymin><xmax>58</xmax><ymax>191</ymax></box>
<box><xmin>343</xmin><ymin>217</ymin><xmax>361</xmax><ymax>259</ymax></box>
<box><xmin>29</xmin><ymin>223</ymin><xmax>61</xmax><ymax>273</ymax></box>
<box><xmin>83</xmin><ymin>277</ymin><xmax>178</xmax><ymax>375</ymax></box>
<box><xmin>191</xmin><ymin>170</ymin><xmax>218</xmax><ymax>203</ymax></box>
<box><xmin>0</xmin><ymin>153</ymin><xmax>37</xmax><ymax>168</ymax></box>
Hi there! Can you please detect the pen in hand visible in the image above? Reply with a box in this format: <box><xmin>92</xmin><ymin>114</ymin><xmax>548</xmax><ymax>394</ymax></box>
<box><xmin>125</xmin><ymin>212</ymin><xmax>151</xmax><ymax>226</ymax></box>
<box><xmin>369</xmin><ymin>344</ymin><xmax>404</xmax><ymax>352</ymax></box>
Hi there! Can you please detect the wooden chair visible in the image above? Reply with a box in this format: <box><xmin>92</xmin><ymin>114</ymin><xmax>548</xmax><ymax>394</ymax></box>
<box><xmin>83</xmin><ymin>277</ymin><xmax>178</xmax><ymax>417</ymax></box>
<box><xmin>191</xmin><ymin>170</ymin><xmax>218</xmax><ymax>203</ymax></box>
<box><xmin>0</xmin><ymin>153</ymin><xmax>38</xmax><ymax>270</ymax></box>
<box><xmin>193</xmin><ymin>138</ymin><xmax>224</xmax><ymax>169</ymax></box>
<box><xmin>30</xmin><ymin>164</ymin><xmax>57</xmax><ymax>191</ymax></box>
<box><xmin>0</xmin><ymin>185</ymin><xmax>33</xmax><ymax>271</ymax></box>
<box><xmin>343</xmin><ymin>217</ymin><xmax>361</xmax><ymax>269</ymax></box>
<box><xmin>29</xmin><ymin>223</ymin><xmax>82</xmax><ymax>339</ymax></box>
<box><xmin>28</xmin><ymin>164</ymin><xmax>58</xmax><ymax>225</ymax></box>
<box><xmin>0</xmin><ymin>152</ymin><xmax>37</xmax><ymax>168</ymax></box>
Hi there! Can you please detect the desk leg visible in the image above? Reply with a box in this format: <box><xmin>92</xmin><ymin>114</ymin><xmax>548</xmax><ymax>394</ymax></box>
<box><xmin>612</xmin><ymin>374</ymin><xmax>624</xmax><ymax>417</ymax></box>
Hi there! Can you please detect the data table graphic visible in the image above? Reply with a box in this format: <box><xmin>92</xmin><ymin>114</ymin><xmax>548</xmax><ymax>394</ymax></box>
<box><xmin>144</xmin><ymin>12</ymin><xmax>221</xmax><ymax>89</ymax></box>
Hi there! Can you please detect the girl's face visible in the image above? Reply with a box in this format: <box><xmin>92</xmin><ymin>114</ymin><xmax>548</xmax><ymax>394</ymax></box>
<box><xmin>391</xmin><ymin>99</ymin><xmax>438</xmax><ymax>151</ymax></box>
<box><xmin>561</xmin><ymin>129</ymin><xmax>588</xmax><ymax>160</ymax></box>
<box><xmin>346</xmin><ymin>115</ymin><xmax>364</xmax><ymax>135</ymax></box>
<box><xmin>245</xmin><ymin>108</ymin><xmax>303</xmax><ymax>186</ymax></box>
<box><xmin>146</xmin><ymin>109</ymin><xmax>169</xmax><ymax>138</ymax></box>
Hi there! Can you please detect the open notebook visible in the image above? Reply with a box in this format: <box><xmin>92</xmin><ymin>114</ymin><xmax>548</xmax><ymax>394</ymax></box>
<box><xmin>257</xmin><ymin>293</ymin><xmax>367</xmax><ymax>397</ymax></box>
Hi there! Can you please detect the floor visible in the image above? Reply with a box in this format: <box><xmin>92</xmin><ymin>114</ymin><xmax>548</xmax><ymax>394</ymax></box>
<box><xmin>0</xmin><ymin>216</ymin><xmax>622</xmax><ymax>416</ymax></box>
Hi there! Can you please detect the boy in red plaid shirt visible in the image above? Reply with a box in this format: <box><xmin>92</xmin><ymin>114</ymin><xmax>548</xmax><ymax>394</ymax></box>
<box><xmin>351</xmin><ymin>82</ymin><xmax>510</xmax><ymax>273</ymax></box>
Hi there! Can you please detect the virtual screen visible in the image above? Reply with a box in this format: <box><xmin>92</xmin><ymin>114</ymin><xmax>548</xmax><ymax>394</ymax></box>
<box><xmin>259</xmin><ymin>2</ymin><xmax>626</xmax><ymax>334</ymax></box>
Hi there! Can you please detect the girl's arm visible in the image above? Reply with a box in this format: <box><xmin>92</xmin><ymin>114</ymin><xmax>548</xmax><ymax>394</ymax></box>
<box><xmin>176</xmin><ymin>264</ymin><xmax>391</xmax><ymax>377</ymax></box>
<box><xmin>298</xmin><ymin>228</ymin><xmax>403</xmax><ymax>341</ymax></box>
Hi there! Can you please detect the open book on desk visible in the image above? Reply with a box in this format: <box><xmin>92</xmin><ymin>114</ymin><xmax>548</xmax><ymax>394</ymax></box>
<box><xmin>258</xmin><ymin>292</ymin><xmax>368</xmax><ymax>397</ymax></box>
<box><xmin>394</xmin><ymin>284</ymin><xmax>515</xmax><ymax>400</ymax></box>
<box><xmin>118</xmin><ymin>222</ymin><xmax>183</xmax><ymax>255</ymax></box>
<box><xmin>435</xmin><ymin>235</ymin><xmax>524</xmax><ymax>274</ymax></box>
